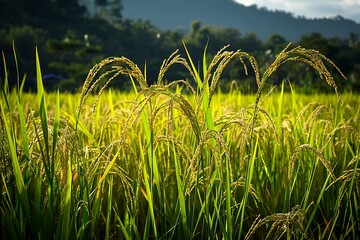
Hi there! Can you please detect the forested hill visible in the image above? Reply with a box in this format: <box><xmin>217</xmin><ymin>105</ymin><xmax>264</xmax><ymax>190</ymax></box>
<box><xmin>1</xmin><ymin>0</ymin><xmax>359</xmax><ymax>92</ymax></box>
<box><xmin>122</xmin><ymin>0</ymin><xmax>360</xmax><ymax>41</ymax></box>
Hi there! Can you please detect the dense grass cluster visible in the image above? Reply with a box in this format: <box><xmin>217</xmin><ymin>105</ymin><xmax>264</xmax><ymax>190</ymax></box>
<box><xmin>0</xmin><ymin>44</ymin><xmax>359</xmax><ymax>239</ymax></box>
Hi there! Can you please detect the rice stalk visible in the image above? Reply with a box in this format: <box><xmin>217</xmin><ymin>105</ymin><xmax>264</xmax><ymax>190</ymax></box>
<box><xmin>1</xmin><ymin>42</ymin><xmax>346</xmax><ymax>239</ymax></box>
<box><xmin>76</xmin><ymin>56</ymin><xmax>148</xmax><ymax>127</ymax></box>
<box><xmin>324</xmin><ymin>155</ymin><xmax>359</xmax><ymax>238</ymax></box>
<box><xmin>251</xmin><ymin>43</ymin><xmax>346</xmax><ymax>141</ymax></box>
<box><xmin>60</xmin><ymin>159</ymin><xmax>72</xmax><ymax>240</ymax></box>
<box><xmin>238</xmin><ymin>134</ymin><xmax>259</xmax><ymax>237</ymax></box>
<box><xmin>288</xmin><ymin>144</ymin><xmax>336</xmax><ymax>182</ymax></box>
<box><xmin>157</xmin><ymin>49</ymin><xmax>196</xmax><ymax>86</ymax></box>
<box><xmin>326</xmin><ymin>155</ymin><xmax>359</xmax><ymax>195</ymax></box>
<box><xmin>0</xmin><ymin>102</ymin><xmax>31</xmax><ymax>237</ymax></box>
<box><xmin>321</xmin><ymin>124</ymin><xmax>360</xmax><ymax>153</ymax></box>
<box><xmin>245</xmin><ymin>205</ymin><xmax>309</xmax><ymax>240</ymax></box>
<box><xmin>226</xmin><ymin>176</ymin><xmax>260</xmax><ymax>208</ymax></box>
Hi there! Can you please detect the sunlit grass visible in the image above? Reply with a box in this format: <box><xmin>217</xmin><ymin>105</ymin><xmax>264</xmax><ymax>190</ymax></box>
<box><xmin>0</xmin><ymin>44</ymin><xmax>359</xmax><ymax>239</ymax></box>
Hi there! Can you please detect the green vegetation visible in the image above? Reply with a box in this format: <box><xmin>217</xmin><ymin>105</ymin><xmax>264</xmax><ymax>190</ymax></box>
<box><xmin>0</xmin><ymin>44</ymin><xmax>359</xmax><ymax>239</ymax></box>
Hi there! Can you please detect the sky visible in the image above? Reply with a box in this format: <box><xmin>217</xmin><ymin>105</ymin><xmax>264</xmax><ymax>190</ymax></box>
<box><xmin>235</xmin><ymin>0</ymin><xmax>360</xmax><ymax>23</ymax></box>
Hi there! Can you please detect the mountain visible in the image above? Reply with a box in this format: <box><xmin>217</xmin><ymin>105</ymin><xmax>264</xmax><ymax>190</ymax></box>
<box><xmin>121</xmin><ymin>0</ymin><xmax>360</xmax><ymax>41</ymax></box>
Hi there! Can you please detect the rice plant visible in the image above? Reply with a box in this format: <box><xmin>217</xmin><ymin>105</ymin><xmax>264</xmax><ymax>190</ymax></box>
<box><xmin>0</xmin><ymin>43</ymin><xmax>358</xmax><ymax>240</ymax></box>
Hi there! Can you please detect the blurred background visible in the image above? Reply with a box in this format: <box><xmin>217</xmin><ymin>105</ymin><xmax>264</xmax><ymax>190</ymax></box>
<box><xmin>1</xmin><ymin>0</ymin><xmax>359</xmax><ymax>93</ymax></box>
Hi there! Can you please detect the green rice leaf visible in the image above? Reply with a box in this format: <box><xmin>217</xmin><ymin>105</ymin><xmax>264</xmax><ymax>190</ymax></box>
<box><xmin>36</xmin><ymin>48</ymin><xmax>50</xmax><ymax>162</ymax></box>
<box><xmin>105</xmin><ymin>176</ymin><xmax>113</xmax><ymax>240</ymax></box>
<box><xmin>51</xmin><ymin>90</ymin><xmax>60</xmax><ymax>175</ymax></box>
<box><xmin>173</xmin><ymin>142</ymin><xmax>188</xmax><ymax>235</ymax></box>
<box><xmin>17</xmin><ymin>99</ymin><xmax>29</xmax><ymax>159</ymax></box>
<box><xmin>182</xmin><ymin>41</ymin><xmax>202</xmax><ymax>89</ymax></box>
<box><xmin>60</xmin><ymin>160</ymin><xmax>72</xmax><ymax>240</ymax></box>
<box><xmin>0</xmin><ymin>102</ymin><xmax>30</xmax><ymax>219</ymax></box>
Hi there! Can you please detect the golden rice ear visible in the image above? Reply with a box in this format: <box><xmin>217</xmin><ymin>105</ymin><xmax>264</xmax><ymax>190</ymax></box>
<box><xmin>93</xmin><ymin>139</ymin><xmax>137</xmax><ymax>212</ymax></box>
<box><xmin>245</xmin><ymin>205</ymin><xmax>309</xmax><ymax>240</ymax></box>
<box><xmin>157</xmin><ymin>49</ymin><xmax>196</xmax><ymax>85</ymax></box>
<box><xmin>205</xmin><ymin>47</ymin><xmax>260</xmax><ymax>107</ymax></box>
<box><xmin>259</xmin><ymin>43</ymin><xmax>346</xmax><ymax>98</ymax></box>
<box><xmin>288</xmin><ymin>144</ymin><xmax>336</xmax><ymax>182</ymax></box>
<box><xmin>251</xmin><ymin>43</ymin><xmax>346</xmax><ymax>141</ymax></box>
<box><xmin>76</xmin><ymin>56</ymin><xmax>147</xmax><ymax>125</ymax></box>
<box><xmin>321</xmin><ymin>125</ymin><xmax>360</xmax><ymax>154</ymax></box>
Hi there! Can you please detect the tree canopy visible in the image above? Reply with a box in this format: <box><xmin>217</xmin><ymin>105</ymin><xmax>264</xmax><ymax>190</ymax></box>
<box><xmin>0</xmin><ymin>0</ymin><xmax>359</xmax><ymax>92</ymax></box>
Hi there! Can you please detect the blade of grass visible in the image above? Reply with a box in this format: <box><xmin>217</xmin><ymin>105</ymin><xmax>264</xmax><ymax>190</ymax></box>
<box><xmin>117</xmin><ymin>215</ymin><xmax>131</xmax><ymax>240</ymax></box>
<box><xmin>36</xmin><ymin>48</ymin><xmax>49</xmax><ymax>160</ymax></box>
<box><xmin>36</xmin><ymin>47</ymin><xmax>45</xmax><ymax>99</ymax></box>
<box><xmin>105</xmin><ymin>176</ymin><xmax>113</xmax><ymax>240</ymax></box>
<box><xmin>35</xmin><ymin>48</ymin><xmax>52</xmax><ymax>193</ymax></box>
<box><xmin>1</xmin><ymin>51</ymin><xmax>10</xmax><ymax>109</ymax></box>
<box><xmin>17</xmin><ymin>99</ymin><xmax>30</xmax><ymax>160</ymax></box>
<box><xmin>12</xmin><ymin>41</ymin><xmax>20</xmax><ymax>96</ymax></box>
<box><xmin>34</xmin><ymin>167</ymin><xmax>42</xmax><ymax>236</ymax></box>
<box><xmin>60</xmin><ymin>160</ymin><xmax>72</xmax><ymax>240</ymax></box>
<box><xmin>95</xmin><ymin>150</ymin><xmax>120</xmax><ymax>189</ymax></box>
<box><xmin>92</xmin><ymin>181</ymin><xmax>103</xmax><ymax>237</ymax></box>
<box><xmin>202</xmin><ymin>39</ymin><xmax>209</xmax><ymax>82</ymax></box>
<box><xmin>225</xmin><ymin>155</ymin><xmax>233</xmax><ymax>239</ymax></box>
<box><xmin>19</xmin><ymin>74</ymin><xmax>27</xmax><ymax>96</ymax></box>
<box><xmin>0</xmin><ymin>102</ymin><xmax>30</xmax><ymax>220</ymax></box>
<box><xmin>182</xmin><ymin>41</ymin><xmax>202</xmax><ymax>89</ymax></box>
<box><xmin>1</xmin><ymin>174</ymin><xmax>21</xmax><ymax>239</ymax></box>
<box><xmin>305</xmin><ymin>174</ymin><xmax>331</xmax><ymax>232</ymax></box>
<box><xmin>172</xmin><ymin>141</ymin><xmax>188</xmax><ymax>236</ymax></box>
<box><xmin>138</xmin><ymin>136</ymin><xmax>158</xmax><ymax>239</ymax></box>
<box><xmin>51</xmin><ymin>90</ymin><xmax>60</xmax><ymax>176</ymax></box>
<box><xmin>238</xmin><ymin>135</ymin><xmax>258</xmax><ymax>238</ymax></box>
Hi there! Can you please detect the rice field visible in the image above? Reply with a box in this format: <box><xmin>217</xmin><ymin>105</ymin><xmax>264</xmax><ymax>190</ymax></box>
<box><xmin>0</xmin><ymin>45</ymin><xmax>359</xmax><ymax>239</ymax></box>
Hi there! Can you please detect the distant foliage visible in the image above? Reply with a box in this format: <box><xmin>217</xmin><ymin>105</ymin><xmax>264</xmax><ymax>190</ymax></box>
<box><xmin>0</xmin><ymin>0</ymin><xmax>359</xmax><ymax>92</ymax></box>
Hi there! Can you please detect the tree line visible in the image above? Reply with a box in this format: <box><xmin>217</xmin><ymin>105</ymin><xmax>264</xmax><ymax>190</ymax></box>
<box><xmin>1</xmin><ymin>0</ymin><xmax>359</xmax><ymax>92</ymax></box>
